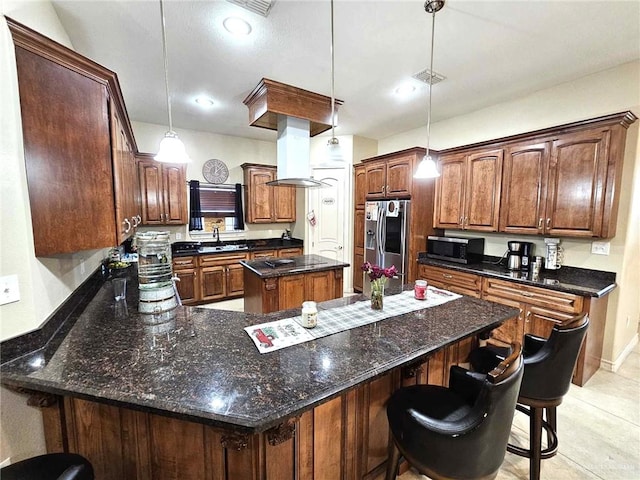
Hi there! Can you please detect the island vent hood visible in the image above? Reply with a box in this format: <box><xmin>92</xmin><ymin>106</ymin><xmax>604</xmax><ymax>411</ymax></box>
<box><xmin>243</xmin><ymin>78</ymin><xmax>343</xmax><ymax>187</ymax></box>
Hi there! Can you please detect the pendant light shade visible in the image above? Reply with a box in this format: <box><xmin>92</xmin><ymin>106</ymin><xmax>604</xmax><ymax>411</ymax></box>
<box><xmin>155</xmin><ymin>0</ymin><xmax>190</xmax><ymax>164</ymax></box>
<box><xmin>414</xmin><ymin>0</ymin><xmax>444</xmax><ymax>179</ymax></box>
<box><xmin>326</xmin><ymin>0</ymin><xmax>343</xmax><ymax>162</ymax></box>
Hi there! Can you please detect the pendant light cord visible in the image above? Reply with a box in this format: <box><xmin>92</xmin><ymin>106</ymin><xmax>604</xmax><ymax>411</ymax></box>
<box><xmin>330</xmin><ymin>0</ymin><xmax>336</xmax><ymax>140</ymax></box>
<box><xmin>160</xmin><ymin>0</ymin><xmax>173</xmax><ymax>133</ymax></box>
<box><xmin>425</xmin><ymin>9</ymin><xmax>436</xmax><ymax>159</ymax></box>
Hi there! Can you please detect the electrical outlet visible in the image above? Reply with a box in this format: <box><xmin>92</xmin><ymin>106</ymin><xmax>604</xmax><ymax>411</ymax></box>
<box><xmin>591</xmin><ymin>241</ymin><xmax>610</xmax><ymax>255</ymax></box>
<box><xmin>176</xmin><ymin>232</ymin><xmax>183</xmax><ymax>240</ymax></box>
<box><xmin>0</xmin><ymin>275</ymin><xmax>20</xmax><ymax>305</ymax></box>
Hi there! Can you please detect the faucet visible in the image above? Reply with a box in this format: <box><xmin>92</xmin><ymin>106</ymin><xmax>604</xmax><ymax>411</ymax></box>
<box><xmin>213</xmin><ymin>226</ymin><xmax>220</xmax><ymax>244</ymax></box>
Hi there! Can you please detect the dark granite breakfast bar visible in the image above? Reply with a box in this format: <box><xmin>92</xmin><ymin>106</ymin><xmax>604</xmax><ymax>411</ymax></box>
<box><xmin>1</xmin><ymin>269</ymin><xmax>518</xmax><ymax>479</ymax></box>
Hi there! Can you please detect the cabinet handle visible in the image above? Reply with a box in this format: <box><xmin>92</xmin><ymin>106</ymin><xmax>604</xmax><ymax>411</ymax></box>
<box><xmin>459</xmin><ymin>216</ymin><xmax>464</xmax><ymax>227</ymax></box>
<box><xmin>525</xmin><ymin>311</ymin><xmax>532</xmax><ymax>323</ymax></box>
<box><xmin>382</xmin><ymin>185</ymin><xmax>386</xmax><ymax>194</ymax></box>
<box><xmin>123</xmin><ymin>218</ymin><xmax>131</xmax><ymax>233</ymax></box>
<box><xmin>443</xmin><ymin>274</ymin><xmax>453</xmax><ymax>279</ymax></box>
<box><xmin>132</xmin><ymin>216</ymin><xmax>139</xmax><ymax>227</ymax></box>
<box><xmin>521</xmin><ymin>291</ymin><xmax>534</xmax><ymax>297</ymax></box>
<box><xmin>137</xmin><ymin>215</ymin><xmax>142</xmax><ymax>224</ymax></box>
<box><xmin>464</xmin><ymin>217</ymin><xmax>468</xmax><ymax>229</ymax></box>
<box><xmin>538</xmin><ymin>218</ymin><xmax>543</xmax><ymax>229</ymax></box>
<box><xmin>546</xmin><ymin>218</ymin><xmax>551</xmax><ymax>228</ymax></box>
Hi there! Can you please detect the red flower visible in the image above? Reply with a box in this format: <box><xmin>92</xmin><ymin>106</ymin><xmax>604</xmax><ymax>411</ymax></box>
<box><xmin>362</xmin><ymin>262</ymin><xmax>397</xmax><ymax>282</ymax></box>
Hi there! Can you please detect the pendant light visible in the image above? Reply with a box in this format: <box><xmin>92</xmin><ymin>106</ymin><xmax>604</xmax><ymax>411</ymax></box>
<box><xmin>326</xmin><ymin>0</ymin><xmax>343</xmax><ymax>162</ymax></box>
<box><xmin>155</xmin><ymin>0</ymin><xmax>191</xmax><ymax>164</ymax></box>
<box><xmin>414</xmin><ymin>0</ymin><xmax>444</xmax><ymax>179</ymax></box>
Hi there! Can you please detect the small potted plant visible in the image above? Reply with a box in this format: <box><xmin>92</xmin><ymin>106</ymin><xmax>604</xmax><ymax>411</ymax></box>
<box><xmin>361</xmin><ymin>262</ymin><xmax>397</xmax><ymax>310</ymax></box>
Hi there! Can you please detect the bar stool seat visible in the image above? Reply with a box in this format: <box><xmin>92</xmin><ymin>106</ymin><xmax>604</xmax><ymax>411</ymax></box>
<box><xmin>1</xmin><ymin>453</ymin><xmax>94</xmax><ymax>480</ymax></box>
<box><xmin>470</xmin><ymin>314</ymin><xmax>589</xmax><ymax>480</ymax></box>
<box><xmin>386</xmin><ymin>343</ymin><xmax>523</xmax><ymax>480</ymax></box>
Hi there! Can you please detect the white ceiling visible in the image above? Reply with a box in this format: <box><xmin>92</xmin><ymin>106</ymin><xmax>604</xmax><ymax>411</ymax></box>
<box><xmin>51</xmin><ymin>0</ymin><xmax>640</xmax><ymax>143</ymax></box>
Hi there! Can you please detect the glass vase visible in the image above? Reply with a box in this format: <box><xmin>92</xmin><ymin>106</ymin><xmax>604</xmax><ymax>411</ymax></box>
<box><xmin>371</xmin><ymin>281</ymin><xmax>384</xmax><ymax>310</ymax></box>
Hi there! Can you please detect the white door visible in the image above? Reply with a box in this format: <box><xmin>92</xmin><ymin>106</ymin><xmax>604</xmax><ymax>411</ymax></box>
<box><xmin>307</xmin><ymin>168</ymin><xmax>346</xmax><ymax>263</ymax></box>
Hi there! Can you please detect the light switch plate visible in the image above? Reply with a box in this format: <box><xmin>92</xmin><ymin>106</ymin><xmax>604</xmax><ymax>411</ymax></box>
<box><xmin>0</xmin><ymin>275</ymin><xmax>20</xmax><ymax>305</ymax></box>
<box><xmin>591</xmin><ymin>241</ymin><xmax>611</xmax><ymax>255</ymax></box>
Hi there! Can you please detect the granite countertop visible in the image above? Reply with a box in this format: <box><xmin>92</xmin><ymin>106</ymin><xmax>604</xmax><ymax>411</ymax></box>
<box><xmin>241</xmin><ymin>254</ymin><xmax>350</xmax><ymax>279</ymax></box>
<box><xmin>418</xmin><ymin>255</ymin><xmax>616</xmax><ymax>298</ymax></box>
<box><xmin>0</xmin><ymin>268</ymin><xmax>517</xmax><ymax>434</ymax></box>
<box><xmin>172</xmin><ymin>238</ymin><xmax>304</xmax><ymax>257</ymax></box>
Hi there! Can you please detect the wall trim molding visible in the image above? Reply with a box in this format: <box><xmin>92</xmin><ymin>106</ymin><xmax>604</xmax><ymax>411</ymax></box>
<box><xmin>600</xmin><ymin>333</ymin><xmax>638</xmax><ymax>372</ymax></box>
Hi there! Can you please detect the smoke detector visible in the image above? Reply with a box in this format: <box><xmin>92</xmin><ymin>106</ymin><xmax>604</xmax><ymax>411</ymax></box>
<box><xmin>226</xmin><ymin>0</ymin><xmax>275</xmax><ymax>17</ymax></box>
<box><xmin>412</xmin><ymin>68</ymin><xmax>446</xmax><ymax>85</ymax></box>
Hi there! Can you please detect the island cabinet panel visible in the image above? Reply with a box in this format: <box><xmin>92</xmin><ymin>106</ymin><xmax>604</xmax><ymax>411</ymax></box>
<box><xmin>304</xmin><ymin>271</ymin><xmax>335</xmax><ymax>303</ymax></box>
<box><xmin>279</xmin><ymin>274</ymin><xmax>305</xmax><ymax>311</ymax></box>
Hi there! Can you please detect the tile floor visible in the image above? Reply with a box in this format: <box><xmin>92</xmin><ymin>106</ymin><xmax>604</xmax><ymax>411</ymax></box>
<box><xmin>200</xmin><ymin>299</ymin><xmax>639</xmax><ymax>479</ymax></box>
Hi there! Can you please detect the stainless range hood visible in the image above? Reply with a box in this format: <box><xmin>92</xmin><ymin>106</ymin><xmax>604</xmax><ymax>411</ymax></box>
<box><xmin>243</xmin><ymin>78</ymin><xmax>342</xmax><ymax>188</ymax></box>
<box><xmin>266</xmin><ymin>115</ymin><xmax>325</xmax><ymax>187</ymax></box>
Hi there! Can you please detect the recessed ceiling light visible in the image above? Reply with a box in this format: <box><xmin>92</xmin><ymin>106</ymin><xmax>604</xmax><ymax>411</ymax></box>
<box><xmin>223</xmin><ymin>17</ymin><xmax>252</xmax><ymax>36</ymax></box>
<box><xmin>394</xmin><ymin>84</ymin><xmax>416</xmax><ymax>96</ymax></box>
<box><xmin>195</xmin><ymin>96</ymin><xmax>215</xmax><ymax>107</ymax></box>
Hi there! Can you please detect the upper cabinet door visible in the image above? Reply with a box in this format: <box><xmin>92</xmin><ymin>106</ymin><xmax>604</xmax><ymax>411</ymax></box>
<box><xmin>464</xmin><ymin>149</ymin><xmax>503</xmax><ymax>231</ymax></box>
<box><xmin>139</xmin><ymin>161</ymin><xmax>164</xmax><ymax>224</ymax></box>
<box><xmin>162</xmin><ymin>164</ymin><xmax>187</xmax><ymax>224</ymax></box>
<box><xmin>385</xmin><ymin>155</ymin><xmax>413</xmax><ymax>198</ymax></box>
<box><xmin>246</xmin><ymin>168</ymin><xmax>275</xmax><ymax>223</ymax></box>
<box><xmin>500</xmin><ymin>142</ymin><xmax>551</xmax><ymax>235</ymax></box>
<box><xmin>16</xmin><ymin>47</ymin><xmax>116</xmax><ymax>256</ymax></box>
<box><xmin>434</xmin><ymin>153</ymin><xmax>466</xmax><ymax>229</ymax></box>
<box><xmin>365</xmin><ymin>160</ymin><xmax>387</xmax><ymax>199</ymax></box>
<box><xmin>274</xmin><ymin>184</ymin><xmax>296</xmax><ymax>222</ymax></box>
<box><xmin>546</xmin><ymin>130</ymin><xmax>609</xmax><ymax>237</ymax></box>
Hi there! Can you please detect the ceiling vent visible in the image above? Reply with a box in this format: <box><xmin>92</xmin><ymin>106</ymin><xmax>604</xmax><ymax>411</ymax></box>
<box><xmin>412</xmin><ymin>68</ymin><xmax>446</xmax><ymax>85</ymax></box>
<box><xmin>226</xmin><ymin>0</ymin><xmax>275</xmax><ymax>17</ymax></box>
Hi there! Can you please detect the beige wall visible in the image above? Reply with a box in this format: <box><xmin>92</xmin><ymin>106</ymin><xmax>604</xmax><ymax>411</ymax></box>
<box><xmin>378</xmin><ymin>61</ymin><xmax>640</xmax><ymax>366</ymax></box>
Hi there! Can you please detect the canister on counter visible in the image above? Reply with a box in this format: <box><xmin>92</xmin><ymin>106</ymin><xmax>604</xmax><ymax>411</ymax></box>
<box><xmin>301</xmin><ymin>301</ymin><xmax>318</xmax><ymax>328</ymax></box>
<box><xmin>414</xmin><ymin>280</ymin><xmax>427</xmax><ymax>300</ymax></box>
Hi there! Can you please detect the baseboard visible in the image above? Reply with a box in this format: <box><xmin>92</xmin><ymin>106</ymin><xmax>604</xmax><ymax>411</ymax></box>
<box><xmin>599</xmin><ymin>333</ymin><xmax>638</xmax><ymax>372</ymax></box>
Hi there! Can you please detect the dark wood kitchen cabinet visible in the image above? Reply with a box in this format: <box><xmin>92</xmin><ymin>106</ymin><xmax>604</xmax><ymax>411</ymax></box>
<box><xmin>438</xmin><ymin>111</ymin><xmax>635</xmax><ymax>239</ymax></box>
<box><xmin>199</xmin><ymin>253</ymin><xmax>248</xmax><ymax>302</ymax></box>
<box><xmin>434</xmin><ymin>149</ymin><xmax>503</xmax><ymax>232</ymax></box>
<box><xmin>138</xmin><ymin>155</ymin><xmax>187</xmax><ymax>225</ymax></box>
<box><xmin>241</xmin><ymin>164</ymin><xmax>296</xmax><ymax>223</ymax></box>
<box><xmin>9</xmin><ymin>19</ymin><xmax>142</xmax><ymax>255</ymax></box>
<box><xmin>172</xmin><ymin>256</ymin><xmax>199</xmax><ymax>304</ymax></box>
<box><xmin>500</xmin><ymin>128</ymin><xmax>617</xmax><ymax>237</ymax></box>
<box><xmin>353</xmin><ymin>164</ymin><xmax>366</xmax><ymax>292</ymax></box>
<box><xmin>364</xmin><ymin>151</ymin><xmax>416</xmax><ymax>199</ymax></box>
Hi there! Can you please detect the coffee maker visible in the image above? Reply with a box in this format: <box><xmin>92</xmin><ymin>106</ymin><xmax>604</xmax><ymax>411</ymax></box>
<box><xmin>506</xmin><ymin>241</ymin><xmax>534</xmax><ymax>271</ymax></box>
<box><xmin>506</xmin><ymin>241</ymin><xmax>524</xmax><ymax>270</ymax></box>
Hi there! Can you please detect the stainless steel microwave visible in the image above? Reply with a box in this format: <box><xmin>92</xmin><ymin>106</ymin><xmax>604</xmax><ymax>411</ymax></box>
<box><xmin>426</xmin><ymin>236</ymin><xmax>485</xmax><ymax>264</ymax></box>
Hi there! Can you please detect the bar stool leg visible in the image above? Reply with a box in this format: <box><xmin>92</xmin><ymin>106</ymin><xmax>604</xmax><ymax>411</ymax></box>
<box><xmin>546</xmin><ymin>406</ymin><xmax>557</xmax><ymax>447</ymax></box>
<box><xmin>385</xmin><ymin>441</ymin><xmax>401</xmax><ymax>480</ymax></box>
<box><xmin>531</xmin><ymin>406</ymin><xmax>543</xmax><ymax>480</ymax></box>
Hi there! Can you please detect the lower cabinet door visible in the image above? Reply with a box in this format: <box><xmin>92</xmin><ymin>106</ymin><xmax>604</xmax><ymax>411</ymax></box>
<box><xmin>201</xmin><ymin>266</ymin><xmax>226</xmax><ymax>301</ymax></box>
<box><xmin>226</xmin><ymin>264</ymin><xmax>245</xmax><ymax>297</ymax></box>
<box><xmin>174</xmin><ymin>269</ymin><xmax>199</xmax><ymax>305</ymax></box>
<box><xmin>305</xmin><ymin>271</ymin><xmax>335</xmax><ymax>303</ymax></box>
<box><xmin>524</xmin><ymin>305</ymin><xmax>571</xmax><ymax>338</ymax></box>
<box><xmin>278</xmin><ymin>275</ymin><xmax>305</xmax><ymax>311</ymax></box>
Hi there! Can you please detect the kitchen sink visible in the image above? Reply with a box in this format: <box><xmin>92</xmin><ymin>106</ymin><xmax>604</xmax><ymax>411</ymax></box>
<box><xmin>198</xmin><ymin>244</ymin><xmax>248</xmax><ymax>253</ymax></box>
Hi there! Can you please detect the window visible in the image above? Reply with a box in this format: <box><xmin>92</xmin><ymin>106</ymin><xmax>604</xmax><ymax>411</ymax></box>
<box><xmin>194</xmin><ymin>184</ymin><xmax>243</xmax><ymax>232</ymax></box>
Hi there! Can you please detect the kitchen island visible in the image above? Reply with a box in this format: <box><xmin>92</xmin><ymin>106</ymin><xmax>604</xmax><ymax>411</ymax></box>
<box><xmin>1</xmin><ymin>268</ymin><xmax>518</xmax><ymax>480</ymax></box>
<box><xmin>242</xmin><ymin>254</ymin><xmax>349</xmax><ymax>313</ymax></box>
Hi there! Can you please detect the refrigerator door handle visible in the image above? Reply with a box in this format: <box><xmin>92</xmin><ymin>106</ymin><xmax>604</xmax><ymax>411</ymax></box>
<box><xmin>378</xmin><ymin>204</ymin><xmax>385</xmax><ymax>258</ymax></box>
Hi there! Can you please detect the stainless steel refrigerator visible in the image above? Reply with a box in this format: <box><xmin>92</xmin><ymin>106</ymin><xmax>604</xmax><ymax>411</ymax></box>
<box><xmin>363</xmin><ymin>200</ymin><xmax>410</xmax><ymax>295</ymax></box>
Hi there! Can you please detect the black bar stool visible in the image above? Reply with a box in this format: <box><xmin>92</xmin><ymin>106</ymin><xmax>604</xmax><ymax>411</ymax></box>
<box><xmin>386</xmin><ymin>343</ymin><xmax>523</xmax><ymax>480</ymax></box>
<box><xmin>1</xmin><ymin>453</ymin><xmax>94</xmax><ymax>480</ymax></box>
<box><xmin>470</xmin><ymin>313</ymin><xmax>589</xmax><ymax>480</ymax></box>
